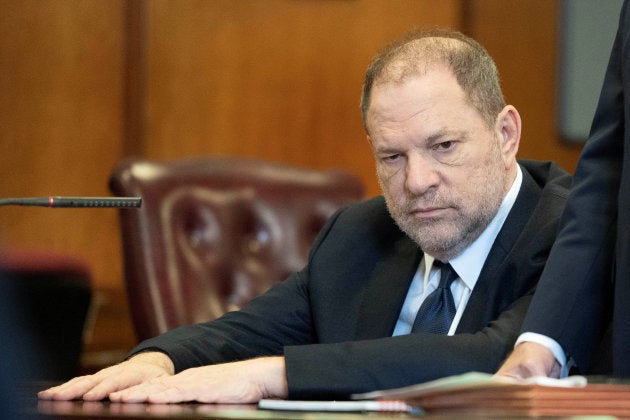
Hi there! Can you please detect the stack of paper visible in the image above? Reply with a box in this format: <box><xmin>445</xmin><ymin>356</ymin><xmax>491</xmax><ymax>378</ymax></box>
<box><xmin>352</xmin><ymin>372</ymin><xmax>630</xmax><ymax>417</ymax></box>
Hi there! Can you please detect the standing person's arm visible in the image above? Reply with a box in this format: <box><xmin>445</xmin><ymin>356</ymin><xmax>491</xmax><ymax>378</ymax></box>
<box><xmin>497</xmin><ymin>0</ymin><xmax>629</xmax><ymax>378</ymax></box>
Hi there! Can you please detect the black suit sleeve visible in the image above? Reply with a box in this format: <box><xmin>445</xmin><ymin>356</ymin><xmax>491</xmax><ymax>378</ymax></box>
<box><xmin>519</xmin><ymin>1</ymin><xmax>629</xmax><ymax>373</ymax></box>
<box><xmin>284</xmin><ymin>293</ymin><xmax>534</xmax><ymax>399</ymax></box>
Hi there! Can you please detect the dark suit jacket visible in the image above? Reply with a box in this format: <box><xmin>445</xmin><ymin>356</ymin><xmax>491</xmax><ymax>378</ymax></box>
<box><xmin>520</xmin><ymin>0</ymin><xmax>630</xmax><ymax>376</ymax></box>
<box><xmin>131</xmin><ymin>159</ymin><xmax>570</xmax><ymax>399</ymax></box>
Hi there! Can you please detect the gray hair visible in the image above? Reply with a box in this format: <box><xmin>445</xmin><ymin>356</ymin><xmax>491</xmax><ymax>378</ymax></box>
<box><xmin>360</xmin><ymin>28</ymin><xmax>506</xmax><ymax>133</ymax></box>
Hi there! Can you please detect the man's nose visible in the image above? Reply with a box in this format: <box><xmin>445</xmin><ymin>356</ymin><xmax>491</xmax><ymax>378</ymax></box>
<box><xmin>404</xmin><ymin>155</ymin><xmax>439</xmax><ymax>195</ymax></box>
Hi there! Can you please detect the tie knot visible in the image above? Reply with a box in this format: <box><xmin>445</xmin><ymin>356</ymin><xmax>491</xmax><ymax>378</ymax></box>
<box><xmin>433</xmin><ymin>261</ymin><xmax>458</xmax><ymax>289</ymax></box>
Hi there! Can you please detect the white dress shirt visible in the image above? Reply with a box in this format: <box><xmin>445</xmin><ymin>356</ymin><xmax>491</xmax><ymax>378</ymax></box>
<box><xmin>393</xmin><ymin>165</ymin><xmax>523</xmax><ymax>336</ymax></box>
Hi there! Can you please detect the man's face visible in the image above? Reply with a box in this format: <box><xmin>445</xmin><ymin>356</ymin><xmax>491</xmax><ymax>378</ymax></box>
<box><xmin>366</xmin><ymin>67</ymin><xmax>512</xmax><ymax>261</ymax></box>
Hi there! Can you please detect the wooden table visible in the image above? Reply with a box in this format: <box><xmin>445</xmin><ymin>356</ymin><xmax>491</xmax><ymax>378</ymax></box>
<box><xmin>18</xmin><ymin>383</ymin><xmax>418</xmax><ymax>419</ymax></box>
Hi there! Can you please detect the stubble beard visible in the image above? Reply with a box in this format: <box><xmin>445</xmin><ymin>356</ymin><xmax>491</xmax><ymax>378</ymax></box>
<box><xmin>382</xmin><ymin>164</ymin><xmax>507</xmax><ymax>261</ymax></box>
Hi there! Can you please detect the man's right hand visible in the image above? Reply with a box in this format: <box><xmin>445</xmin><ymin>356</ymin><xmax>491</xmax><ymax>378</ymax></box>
<box><xmin>495</xmin><ymin>341</ymin><xmax>561</xmax><ymax>380</ymax></box>
<box><xmin>37</xmin><ymin>351</ymin><xmax>175</xmax><ymax>401</ymax></box>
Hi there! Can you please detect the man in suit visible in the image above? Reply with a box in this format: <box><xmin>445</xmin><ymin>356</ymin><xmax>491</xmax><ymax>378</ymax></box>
<box><xmin>39</xmin><ymin>29</ymin><xmax>571</xmax><ymax>403</ymax></box>
<box><xmin>497</xmin><ymin>0</ymin><xmax>630</xmax><ymax>379</ymax></box>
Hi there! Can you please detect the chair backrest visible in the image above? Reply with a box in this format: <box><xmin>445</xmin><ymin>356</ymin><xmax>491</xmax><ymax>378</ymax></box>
<box><xmin>109</xmin><ymin>156</ymin><xmax>365</xmax><ymax>341</ymax></box>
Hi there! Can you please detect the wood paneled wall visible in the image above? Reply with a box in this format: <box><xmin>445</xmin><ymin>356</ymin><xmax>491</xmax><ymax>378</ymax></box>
<box><xmin>0</xmin><ymin>0</ymin><xmax>583</xmax><ymax>364</ymax></box>
<box><xmin>464</xmin><ymin>0</ymin><xmax>583</xmax><ymax>173</ymax></box>
<box><xmin>139</xmin><ymin>0</ymin><xmax>460</xmax><ymax>191</ymax></box>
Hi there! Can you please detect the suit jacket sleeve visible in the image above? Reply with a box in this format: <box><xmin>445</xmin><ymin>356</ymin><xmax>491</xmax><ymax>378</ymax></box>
<box><xmin>519</xmin><ymin>1</ymin><xmax>629</xmax><ymax>373</ymax></box>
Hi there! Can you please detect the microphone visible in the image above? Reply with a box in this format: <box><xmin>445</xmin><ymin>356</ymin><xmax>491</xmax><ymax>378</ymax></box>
<box><xmin>0</xmin><ymin>196</ymin><xmax>142</xmax><ymax>208</ymax></box>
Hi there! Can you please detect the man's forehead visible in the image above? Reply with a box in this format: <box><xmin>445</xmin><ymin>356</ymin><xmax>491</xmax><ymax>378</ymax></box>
<box><xmin>372</xmin><ymin>59</ymin><xmax>453</xmax><ymax>92</ymax></box>
<box><xmin>372</xmin><ymin>36</ymin><xmax>464</xmax><ymax>85</ymax></box>
<box><xmin>370</xmin><ymin>66</ymin><xmax>462</xmax><ymax>106</ymax></box>
<box><xmin>366</xmin><ymin>68</ymin><xmax>465</xmax><ymax>134</ymax></box>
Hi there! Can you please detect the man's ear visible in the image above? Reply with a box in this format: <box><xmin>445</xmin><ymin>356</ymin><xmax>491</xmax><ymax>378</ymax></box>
<box><xmin>495</xmin><ymin>105</ymin><xmax>521</xmax><ymax>165</ymax></box>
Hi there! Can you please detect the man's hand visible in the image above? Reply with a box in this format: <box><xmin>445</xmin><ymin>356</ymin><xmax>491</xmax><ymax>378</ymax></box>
<box><xmin>108</xmin><ymin>356</ymin><xmax>288</xmax><ymax>404</ymax></box>
<box><xmin>38</xmin><ymin>351</ymin><xmax>175</xmax><ymax>401</ymax></box>
<box><xmin>495</xmin><ymin>341</ymin><xmax>561</xmax><ymax>380</ymax></box>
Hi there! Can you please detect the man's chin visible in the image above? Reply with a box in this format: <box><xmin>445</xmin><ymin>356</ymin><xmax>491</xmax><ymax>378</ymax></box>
<box><xmin>405</xmin><ymin>229</ymin><xmax>460</xmax><ymax>252</ymax></box>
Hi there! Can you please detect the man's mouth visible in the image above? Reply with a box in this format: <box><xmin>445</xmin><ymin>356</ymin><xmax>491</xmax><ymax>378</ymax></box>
<box><xmin>409</xmin><ymin>206</ymin><xmax>448</xmax><ymax>218</ymax></box>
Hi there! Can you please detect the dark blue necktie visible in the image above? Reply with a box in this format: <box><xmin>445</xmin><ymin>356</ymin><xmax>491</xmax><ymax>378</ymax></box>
<box><xmin>411</xmin><ymin>262</ymin><xmax>458</xmax><ymax>334</ymax></box>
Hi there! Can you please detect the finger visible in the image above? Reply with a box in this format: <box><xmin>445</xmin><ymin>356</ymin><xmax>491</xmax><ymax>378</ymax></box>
<box><xmin>83</xmin><ymin>375</ymin><xmax>141</xmax><ymax>401</ymax></box>
<box><xmin>39</xmin><ymin>368</ymin><xmax>148</xmax><ymax>401</ymax></box>
<box><xmin>112</xmin><ymin>377</ymin><xmax>202</xmax><ymax>404</ymax></box>
<box><xmin>38</xmin><ymin>376</ymin><xmax>101</xmax><ymax>401</ymax></box>
<box><xmin>83</xmin><ymin>360</ymin><xmax>173</xmax><ymax>401</ymax></box>
<box><xmin>109</xmin><ymin>381</ymin><xmax>172</xmax><ymax>403</ymax></box>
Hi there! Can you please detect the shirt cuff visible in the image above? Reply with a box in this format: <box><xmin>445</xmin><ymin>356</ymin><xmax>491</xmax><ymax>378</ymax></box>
<box><xmin>515</xmin><ymin>332</ymin><xmax>570</xmax><ymax>377</ymax></box>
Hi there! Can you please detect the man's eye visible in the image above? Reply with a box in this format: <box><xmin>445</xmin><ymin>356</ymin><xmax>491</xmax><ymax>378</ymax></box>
<box><xmin>382</xmin><ymin>154</ymin><xmax>400</xmax><ymax>162</ymax></box>
<box><xmin>435</xmin><ymin>141</ymin><xmax>455</xmax><ymax>151</ymax></box>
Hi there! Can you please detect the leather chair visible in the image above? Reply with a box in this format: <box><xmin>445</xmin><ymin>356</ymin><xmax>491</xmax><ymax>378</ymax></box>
<box><xmin>109</xmin><ymin>156</ymin><xmax>365</xmax><ymax>342</ymax></box>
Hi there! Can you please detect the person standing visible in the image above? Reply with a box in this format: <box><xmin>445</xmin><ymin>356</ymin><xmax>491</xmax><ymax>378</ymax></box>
<box><xmin>498</xmin><ymin>0</ymin><xmax>630</xmax><ymax>379</ymax></box>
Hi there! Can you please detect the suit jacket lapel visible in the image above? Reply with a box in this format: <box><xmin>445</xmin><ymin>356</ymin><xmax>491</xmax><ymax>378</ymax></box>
<box><xmin>456</xmin><ymin>166</ymin><xmax>541</xmax><ymax>333</ymax></box>
<box><xmin>353</xmin><ymin>234</ymin><xmax>421</xmax><ymax>340</ymax></box>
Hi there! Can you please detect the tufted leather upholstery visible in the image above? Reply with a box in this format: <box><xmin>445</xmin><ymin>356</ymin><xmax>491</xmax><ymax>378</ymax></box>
<box><xmin>109</xmin><ymin>156</ymin><xmax>365</xmax><ymax>342</ymax></box>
